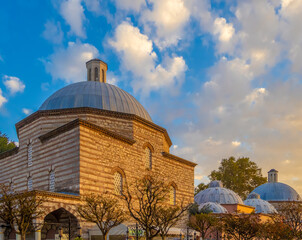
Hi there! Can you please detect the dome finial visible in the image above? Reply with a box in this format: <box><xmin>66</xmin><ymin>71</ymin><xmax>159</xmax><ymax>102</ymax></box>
<box><xmin>268</xmin><ymin>169</ymin><xmax>278</xmax><ymax>183</ymax></box>
<box><xmin>86</xmin><ymin>59</ymin><xmax>108</xmax><ymax>83</ymax></box>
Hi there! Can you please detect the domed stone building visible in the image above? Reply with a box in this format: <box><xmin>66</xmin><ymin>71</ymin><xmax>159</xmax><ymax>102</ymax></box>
<box><xmin>250</xmin><ymin>169</ymin><xmax>301</xmax><ymax>210</ymax></box>
<box><xmin>244</xmin><ymin>193</ymin><xmax>277</xmax><ymax>214</ymax></box>
<box><xmin>194</xmin><ymin>181</ymin><xmax>254</xmax><ymax>214</ymax></box>
<box><xmin>0</xmin><ymin>59</ymin><xmax>196</xmax><ymax>240</ymax></box>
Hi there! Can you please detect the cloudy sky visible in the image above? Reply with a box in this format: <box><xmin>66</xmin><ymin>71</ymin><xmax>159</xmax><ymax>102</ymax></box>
<box><xmin>1</xmin><ymin>0</ymin><xmax>302</xmax><ymax>194</ymax></box>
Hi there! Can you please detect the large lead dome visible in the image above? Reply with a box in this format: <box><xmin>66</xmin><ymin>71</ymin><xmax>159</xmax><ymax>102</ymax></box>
<box><xmin>39</xmin><ymin>59</ymin><xmax>152</xmax><ymax>122</ymax></box>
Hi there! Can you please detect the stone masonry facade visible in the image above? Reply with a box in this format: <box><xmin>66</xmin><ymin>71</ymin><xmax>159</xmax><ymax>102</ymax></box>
<box><xmin>0</xmin><ymin>107</ymin><xmax>196</xmax><ymax>239</ymax></box>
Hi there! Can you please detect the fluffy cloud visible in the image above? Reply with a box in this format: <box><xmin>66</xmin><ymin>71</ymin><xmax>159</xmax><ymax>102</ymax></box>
<box><xmin>22</xmin><ymin>108</ymin><xmax>32</xmax><ymax>115</ymax></box>
<box><xmin>113</xmin><ymin>0</ymin><xmax>146</xmax><ymax>11</ymax></box>
<box><xmin>42</xmin><ymin>20</ymin><xmax>64</xmax><ymax>44</ymax></box>
<box><xmin>60</xmin><ymin>0</ymin><xmax>86</xmax><ymax>38</ymax></box>
<box><xmin>109</xmin><ymin>21</ymin><xmax>187</xmax><ymax>95</ymax></box>
<box><xmin>83</xmin><ymin>0</ymin><xmax>101</xmax><ymax>14</ymax></box>
<box><xmin>45</xmin><ymin>42</ymin><xmax>99</xmax><ymax>83</ymax></box>
<box><xmin>3</xmin><ymin>75</ymin><xmax>25</xmax><ymax>94</ymax></box>
<box><xmin>141</xmin><ymin>0</ymin><xmax>190</xmax><ymax>48</ymax></box>
<box><xmin>0</xmin><ymin>89</ymin><xmax>7</xmax><ymax>108</ymax></box>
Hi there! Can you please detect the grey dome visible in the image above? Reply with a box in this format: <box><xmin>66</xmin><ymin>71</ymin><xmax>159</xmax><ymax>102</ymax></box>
<box><xmin>251</xmin><ymin>182</ymin><xmax>301</xmax><ymax>201</ymax></box>
<box><xmin>209</xmin><ymin>180</ymin><xmax>223</xmax><ymax>188</ymax></box>
<box><xmin>198</xmin><ymin>202</ymin><xmax>228</xmax><ymax>214</ymax></box>
<box><xmin>194</xmin><ymin>181</ymin><xmax>243</xmax><ymax>205</ymax></box>
<box><xmin>244</xmin><ymin>197</ymin><xmax>277</xmax><ymax>214</ymax></box>
<box><xmin>39</xmin><ymin>82</ymin><xmax>152</xmax><ymax>121</ymax></box>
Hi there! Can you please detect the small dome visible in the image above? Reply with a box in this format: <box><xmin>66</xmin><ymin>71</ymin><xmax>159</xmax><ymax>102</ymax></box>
<box><xmin>248</xmin><ymin>193</ymin><xmax>260</xmax><ymax>199</ymax></box>
<box><xmin>209</xmin><ymin>180</ymin><xmax>223</xmax><ymax>188</ymax></box>
<box><xmin>39</xmin><ymin>82</ymin><xmax>152</xmax><ymax>122</ymax></box>
<box><xmin>244</xmin><ymin>198</ymin><xmax>277</xmax><ymax>214</ymax></box>
<box><xmin>195</xmin><ymin>181</ymin><xmax>243</xmax><ymax>205</ymax></box>
<box><xmin>251</xmin><ymin>182</ymin><xmax>301</xmax><ymax>201</ymax></box>
<box><xmin>198</xmin><ymin>202</ymin><xmax>228</xmax><ymax>214</ymax></box>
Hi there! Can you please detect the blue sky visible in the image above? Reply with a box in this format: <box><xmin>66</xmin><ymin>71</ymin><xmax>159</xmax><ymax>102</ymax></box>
<box><xmin>1</xmin><ymin>0</ymin><xmax>302</xmax><ymax>193</ymax></box>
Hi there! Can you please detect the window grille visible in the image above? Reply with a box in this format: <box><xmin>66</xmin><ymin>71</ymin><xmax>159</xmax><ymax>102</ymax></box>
<box><xmin>95</xmin><ymin>67</ymin><xmax>99</xmax><ymax>81</ymax></box>
<box><xmin>28</xmin><ymin>143</ymin><xmax>32</xmax><ymax>166</ymax></box>
<box><xmin>28</xmin><ymin>177</ymin><xmax>33</xmax><ymax>191</ymax></box>
<box><xmin>49</xmin><ymin>171</ymin><xmax>55</xmax><ymax>192</ymax></box>
<box><xmin>114</xmin><ymin>172</ymin><xmax>123</xmax><ymax>195</ymax></box>
<box><xmin>144</xmin><ymin>147</ymin><xmax>152</xmax><ymax>169</ymax></box>
<box><xmin>170</xmin><ymin>186</ymin><xmax>176</xmax><ymax>205</ymax></box>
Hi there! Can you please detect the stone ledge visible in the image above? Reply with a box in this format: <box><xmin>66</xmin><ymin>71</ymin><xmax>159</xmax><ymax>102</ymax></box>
<box><xmin>162</xmin><ymin>152</ymin><xmax>197</xmax><ymax>167</ymax></box>
<box><xmin>0</xmin><ymin>147</ymin><xmax>19</xmax><ymax>160</ymax></box>
<box><xmin>39</xmin><ymin>118</ymin><xmax>136</xmax><ymax>145</ymax></box>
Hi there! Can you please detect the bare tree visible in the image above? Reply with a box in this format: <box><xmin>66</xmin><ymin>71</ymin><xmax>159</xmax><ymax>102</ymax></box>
<box><xmin>155</xmin><ymin>204</ymin><xmax>190</xmax><ymax>240</ymax></box>
<box><xmin>12</xmin><ymin>191</ymin><xmax>46</xmax><ymax>240</ymax></box>
<box><xmin>0</xmin><ymin>186</ymin><xmax>46</xmax><ymax>240</ymax></box>
<box><xmin>120</xmin><ymin>171</ymin><xmax>189</xmax><ymax>240</ymax></box>
<box><xmin>77</xmin><ymin>193</ymin><xmax>126</xmax><ymax>240</ymax></box>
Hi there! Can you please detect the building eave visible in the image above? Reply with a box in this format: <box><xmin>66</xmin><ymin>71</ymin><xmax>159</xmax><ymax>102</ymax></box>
<box><xmin>162</xmin><ymin>152</ymin><xmax>197</xmax><ymax>167</ymax></box>
<box><xmin>15</xmin><ymin>108</ymin><xmax>172</xmax><ymax>147</ymax></box>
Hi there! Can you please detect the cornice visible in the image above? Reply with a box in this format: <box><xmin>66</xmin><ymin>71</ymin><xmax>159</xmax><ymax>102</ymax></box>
<box><xmin>15</xmin><ymin>108</ymin><xmax>172</xmax><ymax>147</ymax></box>
<box><xmin>32</xmin><ymin>190</ymin><xmax>81</xmax><ymax>200</ymax></box>
<box><xmin>162</xmin><ymin>152</ymin><xmax>197</xmax><ymax>167</ymax></box>
<box><xmin>39</xmin><ymin>118</ymin><xmax>136</xmax><ymax>145</ymax></box>
<box><xmin>0</xmin><ymin>147</ymin><xmax>19</xmax><ymax>160</ymax></box>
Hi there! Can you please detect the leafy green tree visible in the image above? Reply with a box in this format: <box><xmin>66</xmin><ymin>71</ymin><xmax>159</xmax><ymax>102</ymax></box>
<box><xmin>188</xmin><ymin>205</ymin><xmax>219</xmax><ymax>240</ymax></box>
<box><xmin>0</xmin><ymin>132</ymin><xmax>16</xmax><ymax>153</ymax></box>
<box><xmin>209</xmin><ymin>157</ymin><xmax>267</xmax><ymax>199</ymax></box>
<box><xmin>194</xmin><ymin>183</ymin><xmax>208</xmax><ymax>195</ymax></box>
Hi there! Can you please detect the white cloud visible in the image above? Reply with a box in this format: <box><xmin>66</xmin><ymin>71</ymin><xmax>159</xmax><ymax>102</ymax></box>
<box><xmin>232</xmin><ymin>141</ymin><xmax>241</xmax><ymax>147</ymax></box>
<box><xmin>0</xmin><ymin>89</ymin><xmax>7</xmax><ymax>108</ymax></box>
<box><xmin>44</xmin><ymin>42</ymin><xmax>99</xmax><ymax>83</ymax></box>
<box><xmin>3</xmin><ymin>75</ymin><xmax>25</xmax><ymax>94</ymax></box>
<box><xmin>83</xmin><ymin>0</ymin><xmax>101</xmax><ymax>14</ymax></box>
<box><xmin>60</xmin><ymin>0</ymin><xmax>86</xmax><ymax>38</ymax></box>
<box><xmin>42</xmin><ymin>20</ymin><xmax>64</xmax><ymax>44</ymax></box>
<box><xmin>109</xmin><ymin>21</ymin><xmax>187</xmax><ymax>95</ymax></box>
<box><xmin>113</xmin><ymin>0</ymin><xmax>146</xmax><ymax>11</ymax></box>
<box><xmin>22</xmin><ymin>108</ymin><xmax>32</xmax><ymax>115</ymax></box>
<box><xmin>141</xmin><ymin>0</ymin><xmax>190</xmax><ymax>48</ymax></box>
<box><xmin>213</xmin><ymin>17</ymin><xmax>234</xmax><ymax>42</ymax></box>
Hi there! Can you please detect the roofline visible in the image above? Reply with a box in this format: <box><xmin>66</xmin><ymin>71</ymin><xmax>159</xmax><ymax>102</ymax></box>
<box><xmin>0</xmin><ymin>147</ymin><xmax>19</xmax><ymax>160</ymax></box>
<box><xmin>162</xmin><ymin>152</ymin><xmax>197</xmax><ymax>167</ymax></box>
<box><xmin>39</xmin><ymin>118</ymin><xmax>136</xmax><ymax>145</ymax></box>
<box><xmin>85</xmin><ymin>58</ymin><xmax>108</xmax><ymax>67</ymax></box>
<box><xmin>15</xmin><ymin>108</ymin><xmax>172</xmax><ymax>147</ymax></box>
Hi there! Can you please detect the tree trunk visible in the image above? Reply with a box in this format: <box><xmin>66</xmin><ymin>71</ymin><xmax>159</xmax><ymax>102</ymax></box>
<box><xmin>104</xmin><ymin>233</ymin><xmax>108</xmax><ymax>240</ymax></box>
<box><xmin>21</xmin><ymin>233</ymin><xmax>26</xmax><ymax>240</ymax></box>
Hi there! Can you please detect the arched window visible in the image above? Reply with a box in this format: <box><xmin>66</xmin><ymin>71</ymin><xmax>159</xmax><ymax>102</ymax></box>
<box><xmin>88</xmin><ymin>68</ymin><xmax>92</xmax><ymax>81</ymax></box>
<box><xmin>169</xmin><ymin>186</ymin><xmax>176</xmax><ymax>205</ymax></box>
<box><xmin>49</xmin><ymin>170</ymin><xmax>55</xmax><ymax>192</ymax></box>
<box><xmin>28</xmin><ymin>143</ymin><xmax>32</xmax><ymax>166</ymax></box>
<box><xmin>95</xmin><ymin>67</ymin><xmax>99</xmax><ymax>81</ymax></box>
<box><xmin>28</xmin><ymin>177</ymin><xmax>33</xmax><ymax>191</ymax></box>
<box><xmin>114</xmin><ymin>172</ymin><xmax>123</xmax><ymax>195</ymax></box>
<box><xmin>102</xmin><ymin>69</ymin><xmax>104</xmax><ymax>82</ymax></box>
<box><xmin>144</xmin><ymin>147</ymin><xmax>152</xmax><ymax>169</ymax></box>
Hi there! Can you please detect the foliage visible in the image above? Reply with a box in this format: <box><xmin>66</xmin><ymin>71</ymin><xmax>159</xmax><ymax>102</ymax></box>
<box><xmin>77</xmin><ymin>193</ymin><xmax>126</xmax><ymax>240</ymax></box>
<box><xmin>194</xmin><ymin>183</ymin><xmax>208</xmax><ymax>195</ymax></box>
<box><xmin>257</xmin><ymin>216</ymin><xmax>294</xmax><ymax>240</ymax></box>
<box><xmin>188</xmin><ymin>212</ymin><xmax>219</xmax><ymax>239</ymax></box>
<box><xmin>277</xmin><ymin>202</ymin><xmax>302</xmax><ymax>238</ymax></box>
<box><xmin>209</xmin><ymin>156</ymin><xmax>267</xmax><ymax>199</ymax></box>
<box><xmin>221</xmin><ymin>213</ymin><xmax>261</xmax><ymax>240</ymax></box>
<box><xmin>0</xmin><ymin>132</ymin><xmax>16</xmax><ymax>154</ymax></box>
<box><xmin>120</xmin><ymin>170</ymin><xmax>190</xmax><ymax>240</ymax></box>
<box><xmin>0</xmin><ymin>185</ymin><xmax>46</xmax><ymax>240</ymax></box>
